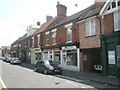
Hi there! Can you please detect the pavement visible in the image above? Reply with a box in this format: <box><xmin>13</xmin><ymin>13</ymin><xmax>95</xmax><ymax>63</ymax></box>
<box><xmin>0</xmin><ymin>84</ymin><xmax>2</xmax><ymax>90</ymax></box>
<box><xmin>20</xmin><ymin>63</ymin><xmax>120</xmax><ymax>88</ymax></box>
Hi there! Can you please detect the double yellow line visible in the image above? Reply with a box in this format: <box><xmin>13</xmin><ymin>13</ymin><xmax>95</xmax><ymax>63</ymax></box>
<box><xmin>0</xmin><ymin>77</ymin><xmax>7</xmax><ymax>89</ymax></box>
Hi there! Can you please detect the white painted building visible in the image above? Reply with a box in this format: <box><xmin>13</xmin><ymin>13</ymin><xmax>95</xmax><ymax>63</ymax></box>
<box><xmin>27</xmin><ymin>24</ymin><xmax>40</xmax><ymax>37</ymax></box>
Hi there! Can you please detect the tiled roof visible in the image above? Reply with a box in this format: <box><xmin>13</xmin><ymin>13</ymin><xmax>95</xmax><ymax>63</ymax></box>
<box><xmin>33</xmin><ymin>17</ymin><xmax>57</xmax><ymax>35</ymax></box>
<box><xmin>52</xmin><ymin>3</ymin><xmax>103</xmax><ymax>28</ymax></box>
<box><xmin>78</xmin><ymin>4</ymin><xmax>104</xmax><ymax>21</ymax></box>
<box><xmin>43</xmin><ymin>17</ymin><xmax>63</xmax><ymax>32</ymax></box>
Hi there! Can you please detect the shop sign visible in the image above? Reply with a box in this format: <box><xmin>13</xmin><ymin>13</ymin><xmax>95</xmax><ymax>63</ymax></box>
<box><xmin>44</xmin><ymin>48</ymin><xmax>60</xmax><ymax>51</ymax></box>
<box><xmin>62</xmin><ymin>46</ymin><xmax>77</xmax><ymax>50</ymax></box>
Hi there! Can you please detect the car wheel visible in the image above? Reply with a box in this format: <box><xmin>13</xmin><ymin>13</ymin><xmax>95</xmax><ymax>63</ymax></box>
<box><xmin>44</xmin><ymin>69</ymin><xmax>48</xmax><ymax>74</ymax></box>
<box><xmin>34</xmin><ymin>67</ymin><xmax>38</xmax><ymax>72</ymax></box>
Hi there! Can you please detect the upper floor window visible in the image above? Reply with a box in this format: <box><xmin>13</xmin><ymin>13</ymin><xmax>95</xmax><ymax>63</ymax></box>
<box><xmin>114</xmin><ymin>10</ymin><xmax>120</xmax><ymax>31</ymax></box>
<box><xmin>32</xmin><ymin>37</ymin><xmax>34</xmax><ymax>48</ymax></box>
<box><xmin>107</xmin><ymin>0</ymin><xmax>120</xmax><ymax>11</ymax></box>
<box><xmin>45</xmin><ymin>32</ymin><xmax>50</xmax><ymax>45</ymax></box>
<box><xmin>37</xmin><ymin>34</ymin><xmax>40</xmax><ymax>47</ymax></box>
<box><xmin>52</xmin><ymin>29</ymin><xmax>57</xmax><ymax>45</ymax></box>
<box><xmin>85</xmin><ymin>18</ymin><xmax>96</xmax><ymax>37</ymax></box>
<box><xmin>65</xmin><ymin>23</ymin><xmax>73</xmax><ymax>43</ymax></box>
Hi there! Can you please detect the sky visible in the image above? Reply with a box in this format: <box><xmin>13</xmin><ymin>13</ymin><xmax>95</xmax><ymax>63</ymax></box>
<box><xmin>0</xmin><ymin>0</ymin><xmax>94</xmax><ymax>47</ymax></box>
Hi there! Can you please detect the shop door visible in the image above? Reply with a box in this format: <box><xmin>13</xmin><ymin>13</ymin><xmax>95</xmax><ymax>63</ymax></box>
<box><xmin>63</xmin><ymin>52</ymin><xmax>67</xmax><ymax>69</ymax></box>
<box><xmin>107</xmin><ymin>43</ymin><xmax>117</xmax><ymax>76</ymax></box>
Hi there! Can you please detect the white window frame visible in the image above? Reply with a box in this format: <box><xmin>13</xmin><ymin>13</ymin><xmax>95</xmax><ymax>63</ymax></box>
<box><xmin>65</xmin><ymin>23</ymin><xmax>73</xmax><ymax>43</ymax></box>
<box><xmin>52</xmin><ymin>31</ymin><xmax>57</xmax><ymax>45</ymax></box>
<box><xmin>45</xmin><ymin>31</ymin><xmax>50</xmax><ymax>46</ymax></box>
<box><xmin>85</xmin><ymin>18</ymin><xmax>96</xmax><ymax>37</ymax></box>
<box><xmin>114</xmin><ymin>10</ymin><xmax>120</xmax><ymax>31</ymax></box>
<box><xmin>37</xmin><ymin>34</ymin><xmax>40</xmax><ymax>47</ymax></box>
<box><xmin>32</xmin><ymin>37</ymin><xmax>34</xmax><ymax>48</ymax></box>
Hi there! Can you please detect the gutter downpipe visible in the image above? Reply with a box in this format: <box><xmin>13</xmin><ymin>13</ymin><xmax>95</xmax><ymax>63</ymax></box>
<box><xmin>97</xmin><ymin>15</ymin><xmax>103</xmax><ymax>75</ymax></box>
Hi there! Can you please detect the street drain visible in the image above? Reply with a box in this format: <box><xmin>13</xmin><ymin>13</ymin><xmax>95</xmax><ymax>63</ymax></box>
<box><xmin>55</xmin><ymin>82</ymin><xmax>60</xmax><ymax>85</ymax></box>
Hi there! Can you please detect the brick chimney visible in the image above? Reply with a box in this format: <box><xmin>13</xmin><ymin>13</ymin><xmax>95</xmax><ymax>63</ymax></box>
<box><xmin>56</xmin><ymin>2</ymin><xmax>67</xmax><ymax>18</ymax></box>
<box><xmin>46</xmin><ymin>15</ymin><xmax>53</xmax><ymax>21</ymax></box>
<box><xmin>94</xmin><ymin>0</ymin><xmax>105</xmax><ymax>5</ymax></box>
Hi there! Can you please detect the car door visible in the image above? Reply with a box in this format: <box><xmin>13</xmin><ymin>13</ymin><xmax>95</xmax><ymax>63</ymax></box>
<box><xmin>39</xmin><ymin>61</ymin><xmax>45</xmax><ymax>71</ymax></box>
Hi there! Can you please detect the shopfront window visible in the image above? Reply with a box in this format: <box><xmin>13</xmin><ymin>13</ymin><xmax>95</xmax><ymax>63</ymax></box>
<box><xmin>44</xmin><ymin>52</ymin><xmax>48</xmax><ymax>60</ymax></box>
<box><xmin>54</xmin><ymin>51</ymin><xmax>61</xmax><ymax>65</ymax></box>
<box><xmin>65</xmin><ymin>50</ymin><xmax>77</xmax><ymax>66</ymax></box>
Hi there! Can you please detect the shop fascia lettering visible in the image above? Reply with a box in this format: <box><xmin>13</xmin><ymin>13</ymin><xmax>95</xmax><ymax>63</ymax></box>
<box><xmin>62</xmin><ymin>46</ymin><xmax>77</xmax><ymax>50</ymax></box>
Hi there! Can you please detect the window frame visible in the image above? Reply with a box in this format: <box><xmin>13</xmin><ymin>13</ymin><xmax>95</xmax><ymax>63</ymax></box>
<box><xmin>114</xmin><ymin>10</ymin><xmax>120</xmax><ymax>31</ymax></box>
<box><xmin>37</xmin><ymin>34</ymin><xmax>40</xmax><ymax>47</ymax></box>
<box><xmin>32</xmin><ymin>37</ymin><xmax>34</xmax><ymax>48</ymax></box>
<box><xmin>85</xmin><ymin>18</ymin><xmax>96</xmax><ymax>37</ymax></box>
<box><xmin>52</xmin><ymin>31</ymin><xmax>57</xmax><ymax>45</ymax></box>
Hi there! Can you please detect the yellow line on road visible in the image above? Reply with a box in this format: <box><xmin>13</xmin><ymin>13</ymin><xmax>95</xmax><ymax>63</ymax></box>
<box><xmin>0</xmin><ymin>77</ymin><xmax>7</xmax><ymax>89</ymax></box>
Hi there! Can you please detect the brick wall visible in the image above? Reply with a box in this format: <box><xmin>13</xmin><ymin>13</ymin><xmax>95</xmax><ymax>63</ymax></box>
<box><xmin>103</xmin><ymin>13</ymin><xmax>114</xmax><ymax>34</ymax></box>
<box><xmin>42</xmin><ymin>22</ymin><xmax>79</xmax><ymax>48</ymax></box>
<box><xmin>79</xmin><ymin>17</ymin><xmax>101</xmax><ymax>49</ymax></box>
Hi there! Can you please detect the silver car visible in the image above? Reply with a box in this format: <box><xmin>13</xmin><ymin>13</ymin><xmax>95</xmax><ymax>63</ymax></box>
<box><xmin>10</xmin><ymin>58</ymin><xmax>21</xmax><ymax>64</ymax></box>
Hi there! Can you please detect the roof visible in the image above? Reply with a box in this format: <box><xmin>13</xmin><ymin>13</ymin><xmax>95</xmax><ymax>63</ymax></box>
<box><xmin>52</xmin><ymin>4</ymin><xmax>97</xmax><ymax>27</ymax></box>
<box><xmin>43</xmin><ymin>17</ymin><xmax>63</xmax><ymax>32</ymax></box>
<box><xmin>33</xmin><ymin>17</ymin><xmax>58</xmax><ymax>35</ymax></box>
<box><xmin>78</xmin><ymin>4</ymin><xmax>104</xmax><ymax>21</ymax></box>
<box><xmin>29</xmin><ymin>24</ymin><xmax>40</xmax><ymax>29</ymax></box>
<box><xmin>11</xmin><ymin>34</ymin><xmax>27</xmax><ymax>45</ymax></box>
<box><xmin>99</xmin><ymin>0</ymin><xmax>111</xmax><ymax>15</ymax></box>
<box><xmin>51</xmin><ymin>3</ymin><xmax>103</xmax><ymax>28</ymax></box>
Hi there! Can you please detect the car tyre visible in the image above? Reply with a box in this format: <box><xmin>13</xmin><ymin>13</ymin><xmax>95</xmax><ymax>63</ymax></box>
<box><xmin>34</xmin><ymin>67</ymin><xmax>38</xmax><ymax>72</ymax></box>
<box><xmin>44</xmin><ymin>69</ymin><xmax>48</xmax><ymax>74</ymax></box>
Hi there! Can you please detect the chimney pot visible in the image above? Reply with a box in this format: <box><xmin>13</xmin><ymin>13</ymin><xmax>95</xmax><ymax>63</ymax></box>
<box><xmin>46</xmin><ymin>16</ymin><xmax>53</xmax><ymax>21</ymax></box>
<box><xmin>37</xmin><ymin>21</ymin><xmax>40</xmax><ymax>26</ymax></box>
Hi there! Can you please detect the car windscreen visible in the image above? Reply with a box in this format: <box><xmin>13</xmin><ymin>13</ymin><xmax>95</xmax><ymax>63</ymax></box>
<box><xmin>49</xmin><ymin>61</ymin><xmax>57</xmax><ymax>66</ymax></box>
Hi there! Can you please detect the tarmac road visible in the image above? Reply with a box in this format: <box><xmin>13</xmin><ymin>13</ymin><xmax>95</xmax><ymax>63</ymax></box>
<box><xmin>0</xmin><ymin>60</ymin><xmax>118</xmax><ymax>89</ymax></box>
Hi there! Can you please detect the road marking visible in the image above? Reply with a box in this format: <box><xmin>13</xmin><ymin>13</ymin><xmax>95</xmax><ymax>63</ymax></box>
<box><xmin>0</xmin><ymin>77</ymin><xmax>7</xmax><ymax>89</ymax></box>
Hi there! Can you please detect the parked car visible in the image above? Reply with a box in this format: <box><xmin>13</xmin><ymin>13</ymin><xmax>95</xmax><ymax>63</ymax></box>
<box><xmin>34</xmin><ymin>60</ymin><xmax>62</xmax><ymax>74</ymax></box>
<box><xmin>0</xmin><ymin>56</ymin><xmax>6</xmax><ymax>61</ymax></box>
<box><xmin>10</xmin><ymin>57</ymin><xmax>21</xmax><ymax>64</ymax></box>
<box><xmin>6</xmin><ymin>57</ymin><xmax>13</xmax><ymax>63</ymax></box>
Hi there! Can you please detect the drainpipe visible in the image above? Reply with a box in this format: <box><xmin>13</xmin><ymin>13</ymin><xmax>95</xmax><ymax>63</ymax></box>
<box><xmin>97</xmin><ymin>15</ymin><xmax>103</xmax><ymax>74</ymax></box>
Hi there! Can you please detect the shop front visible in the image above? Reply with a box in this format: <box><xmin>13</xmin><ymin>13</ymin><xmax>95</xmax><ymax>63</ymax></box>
<box><xmin>43</xmin><ymin>48</ymin><xmax>61</xmax><ymax>66</ymax></box>
<box><xmin>61</xmin><ymin>46</ymin><xmax>80</xmax><ymax>71</ymax></box>
<box><xmin>30</xmin><ymin>48</ymin><xmax>42</xmax><ymax>64</ymax></box>
<box><xmin>101</xmin><ymin>33</ymin><xmax>120</xmax><ymax>77</ymax></box>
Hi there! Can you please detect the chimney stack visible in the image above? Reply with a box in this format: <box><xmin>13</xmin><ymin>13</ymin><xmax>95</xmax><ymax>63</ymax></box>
<box><xmin>56</xmin><ymin>2</ymin><xmax>67</xmax><ymax>18</ymax></box>
<box><xmin>46</xmin><ymin>16</ymin><xmax>53</xmax><ymax>21</ymax></box>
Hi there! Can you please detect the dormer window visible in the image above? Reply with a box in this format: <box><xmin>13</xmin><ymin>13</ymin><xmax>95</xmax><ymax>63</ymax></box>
<box><xmin>107</xmin><ymin>0</ymin><xmax>120</xmax><ymax>12</ymax></box>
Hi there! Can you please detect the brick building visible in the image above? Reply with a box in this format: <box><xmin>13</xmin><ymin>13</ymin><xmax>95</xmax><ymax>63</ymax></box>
<box><xmin>100</xmin><ymin>0</ymin><xmax>120</xmax><ymax>77</ymax></box>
